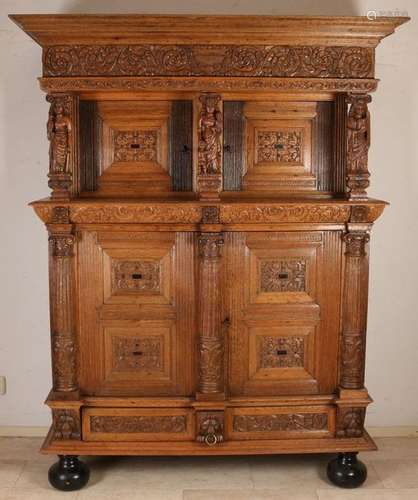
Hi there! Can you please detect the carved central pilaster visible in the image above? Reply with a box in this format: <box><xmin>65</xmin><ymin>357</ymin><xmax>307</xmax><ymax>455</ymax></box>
<box><xmin>197</xmin><ymin>233</ymin><xmax>225</xmax><ymax>396</ymax></box>
<box><xmin>346</xmin><ymin>93</ymin><xmax>372</xmax><ymax>200</ymax></box>
<box><xmin>197</xmin><ymin>94</ymin><xmax>223</xmax><ymax>199</ymax></box>
<box><xmin>340</xmin><ymin>229</ymin><xmax>370</xmax><ymax>389</ymax></box>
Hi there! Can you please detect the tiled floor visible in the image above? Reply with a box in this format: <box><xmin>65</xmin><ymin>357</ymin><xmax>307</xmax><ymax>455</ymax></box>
<box><xmin>0</xmin><ymin>437</ymin><xmax>417</xmax><ymax>499</ymax></box>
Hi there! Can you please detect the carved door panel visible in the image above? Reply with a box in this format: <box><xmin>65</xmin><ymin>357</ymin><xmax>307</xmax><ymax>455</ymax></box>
<box><xmin>225</xmin><ymin>231</ymin><xmax>342</xmax><ymax>396</ymax></box>
<box><xmin>78</xmin><ymin>231</ymin><xmax>196</xmax><ymax>396</ymax></box>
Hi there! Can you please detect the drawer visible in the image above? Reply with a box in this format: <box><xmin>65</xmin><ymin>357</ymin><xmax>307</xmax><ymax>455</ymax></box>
<box><xmin>82</xmin><ymin>408</ymin><xmax>194</xmax><ymax>442</ymax></box>
<box><xmin>226</xmin><ymin>405</ymin><xmax>335</xmax><ymax>440</ymax></box>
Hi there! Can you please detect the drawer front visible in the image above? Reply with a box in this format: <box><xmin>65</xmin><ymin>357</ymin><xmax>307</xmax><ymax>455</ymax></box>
<box><xmin>226</xmin><ymin>406</ymin><xmax>335</xmax><ymax>440</ymax></box>
<box><xmin>83</xmin><ymin>408</ymin><xmax>195</xmax><ymax>442</ymax></box>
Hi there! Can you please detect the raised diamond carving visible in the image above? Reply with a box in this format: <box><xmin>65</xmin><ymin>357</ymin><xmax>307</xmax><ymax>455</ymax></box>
<box><xmin>257</xmin><ymin>130</ymin><xmax>302</xmax><ymax>164</ymax></box>
<box><xmin>258</xmin><ymin>336</ymin><xmax>305</xmax><ymax>368</ymax></box>
<box><xmin>260</xmin><ymin>259</ymin><xmax>306</xmax><ymax>292</ymax></box>
<box><xmin>112</xmin><ymin>260</ymin><xmax>160</xmax><ymax>293</ymax></box>
<box><xmin>114</xmin><ymin>130</ymin><xmax>158</xmax><ymax>162</ymax></box>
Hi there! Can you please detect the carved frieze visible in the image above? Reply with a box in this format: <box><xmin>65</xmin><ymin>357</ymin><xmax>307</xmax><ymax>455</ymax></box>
<box><xmin>346</xmin><ymin>94</ymin><xmax>372</xmax><ymax>200</ymax></box>
<box><xmin>196</xmin><ymin>411</ymin><xmax>224</xmax><ymax>446</ymax></box>
<box><xmin>336</xmin><ymin>407</ymin><xmax>365</xmax><ymax>438</ymax></box>
<box><xmin>257</xmin><ymin>130</ymin><xmax>302</xmax><ymax>164</ymax></box>
<box><xmin>69</xmin><ymin>205</ymin><xmax>202</xmax><ymax>223</ymax></box>
<box><xmin>112</xmin><ymin>336</ymin><xmax>163</xmax><ymax>372</ymax></box>
<box><xmin>52</xmin><ymin>409</ymin><xmax>81</xmax><ymax>440</ymax></box>
<box><xmin>90</xmin><ymin>415</ymin><xmax>187</xmax><ymax>433</ymax></box>
<box><xmin>113</xmin><ymin>130</ymin><xmax>158</xmax><ymax>162</ymax></box>
<box><xmin>220</xmin><ymin>204</ymin><xmax>351</xmax><ymax>223</ymax></box>
<box><xmin>43</xmin><ymin>45</ymin><xmax>373</xmax><ymax>78</ymax></box>
<box><xmin>111</xmin><ymin>260</ymin><xmax>160</xmax><ymax>293</ymax></box>
<box><xmin>233</xmin><ymin>412</ymin><xmax>328</xmax><ymax>433</ymax></box>
<box><xmin>39</xmin><ymin>76</ymin><xmax>379</xmax><ymax>94</ymax></box>
<box><xmin>260</xmin><ymin>259</ymin><xmax>307</xmax><ymax>293</ymax></box>
<box><xmin>258</xmin><ymin>336</ymin><xmax>305</xmax><ymax>369</ymax></box>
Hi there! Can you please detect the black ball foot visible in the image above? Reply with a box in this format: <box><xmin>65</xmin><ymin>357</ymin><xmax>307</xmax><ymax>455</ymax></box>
<box><xmin>48</xmin><ymin>455</ymin><xmax>90</xmax><ymax>491</ymax></box>
<box><xmin>327</xmin><ymin>452</ymin><xmax>367</xmax><ymax>488</ymax></box>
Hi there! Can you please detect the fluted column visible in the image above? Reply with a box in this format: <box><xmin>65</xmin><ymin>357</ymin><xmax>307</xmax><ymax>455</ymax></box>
<box><xmin>48</xmin><ymin>207</ymin><xmax>77</xmax><ymax>393</ymax></box>
<box><xmin>197</xmin><ymin>232</ymin><xmax>224</xmax><ymax>398</ymax></box>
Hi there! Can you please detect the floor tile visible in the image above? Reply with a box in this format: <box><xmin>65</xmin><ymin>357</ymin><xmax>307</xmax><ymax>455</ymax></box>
<box><xmin>317</xmin><ymin>489</ymin><xmax>418</xmax><ymax>500</ymax></box>
<box><xmin>0</xmin><ymin>438</ymin><xmax>51</xmax><ymax>463</ymax></box>
<box><xmin>83</xmin><ymin>456</ymin><xmax>253</xmax><ymax>491</ymax></box>
<box><xmin>371</xmin><ymin>459</ymin><xmax>418</xmax><ymax>489</ymax></box>
<box><xmin>77</xmin><ymin>488</ymin><xmax>183</xmax><ymax>500</ymax></box>
<box><xmin>0</xmin><ymin>461</ymin><xmax>26</xmax><ymax>488</ymax></box>
<box><xmin>183</xmin><ymin>490</ymin><xmax>319</xmax><ymax>500</ymax></box>
<box><xmin>0</xmin><ymin>488</ymin><xmax>78</xmax><ymax>499</ymax></box>
<box><xmin>363</xmin><ymin>437</ymin><xmax>418</xmax><ymax>460</ymax></box>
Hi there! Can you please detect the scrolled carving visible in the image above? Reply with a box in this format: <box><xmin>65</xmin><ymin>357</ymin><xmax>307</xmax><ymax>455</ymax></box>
<box><xmin>233</xmin><ymin>412</ymin><xmax>328</xmax><ymax>433</ymax></box>
<box><xmin>258</xmin><ymin>336</ymin><xmax>305</xmax><ymax>369</ymax></box>
<box><xmin>257</xmin><ymin>130</ymin><xmax>302</xmax><ymax>164</ymax></box>
<box><xmin>346</xmin><ymin>93</ymin><xmax>372</xmax><ymax>200</ymax></box>
<box><xmin>336</xmin><ymin>407</ymin><xmax>365</xmax><ymax>438</ymax></box>
<box><xmin>198</xmin><ymin>338</ymin><xmax>224</xmax><ymax>393</ymax></box>
<box><xmin>201</xmin><ymin>206</ymin><xmax>220</xmax><ymax>224</ymax></box>
<box><xmin>198</xmin><ymin>94</ymin><xmax>222</xmax><ymax>175</ymax></box>
<box><xmin>52</xmin><ymin>409</ymin><xmax>81</xmax><ymax>440</ymax></box>
<box><xmin>260</xmin><ymin>258</ymin><xmax>307</xmax><ymax>293</ymax></box>
<box><xmin>43</xmin><ymin>45</ymin><xmax>373</xmax><ymax>78</ymax></box>
<box><xmin>196</xmin><ymin>412</ymin><xmax>224</xmax><ymax>446</ymax></box>
<box><xmin>90</xmin><ymin>415</ymin><xmax>187</xmax><ymax>434</ymax></box>
<box><xmin>51</xmin><ymin>206</ymin><xmax>70</xmax><ymax>224</ymax></box>
<box><xmin>51</xmin><ymin>334</ymin><xmax>77</xmax><ymax>392</ymax></box>
<box><xmin>39</xmin><ymin>76</ymin><xmax>379</xmax><ymax>94</ymax></box>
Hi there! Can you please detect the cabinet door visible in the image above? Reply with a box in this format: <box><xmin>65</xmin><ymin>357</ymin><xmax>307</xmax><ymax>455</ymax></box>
<box><xmin>78</xmin><ymin>231</ymin><xmax>196</xmax><ymax>396</ymax></box>
<box><xmin>224</xmin><ymin>231</ymin><xmax>342</xmax><ymax>396</ymax></box>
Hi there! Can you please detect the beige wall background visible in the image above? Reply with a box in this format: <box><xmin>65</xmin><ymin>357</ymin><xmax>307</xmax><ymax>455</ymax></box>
<box><xmin>0</xmin><ymin>0</ymin><xmax>417</xmax><ymax>431</ymax></box>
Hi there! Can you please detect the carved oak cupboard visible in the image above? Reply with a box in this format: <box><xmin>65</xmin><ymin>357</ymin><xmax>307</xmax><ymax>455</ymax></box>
<box><xmin>10</xmin><ymin>14</ymin><xmax>408</xmax><ymax>490</ymax></box>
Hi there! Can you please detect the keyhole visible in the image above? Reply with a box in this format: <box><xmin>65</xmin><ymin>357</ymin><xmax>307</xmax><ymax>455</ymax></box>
<box><xmin>132</xmin><ymin>273</ymin><xmax>142</xmax><ymax>280</ymax></box>
<box><xmin>277</xmin><ymin>350</ymin><xmax>287</xmax><ymax>356</ymax></box>
<box><xmin>130</xmin><ymin>143</ymin><xmax>141</xmax><ymax>149</ymax></box>
<box><xmin>132</xmin><ymin>351</ymin><xmax>143</xmax><ymax>356</ymax></box>
<box><xmin>275</xmin><ymin>143</ymin><xmax>284</xmax><ymax>150</ymax></box>
<box><xmin>278</xmin><ymin>273</ymin><xmax>288</xmax><ymax>280</ymax></box>
<box><xmin>182</xmin><ymin>145</ymin><xmax>190</xmax><ymax>153</ymax></box>
<box><xmin>224</xmin><ymin>145</ymin><xmax>231</xmax><ymax>153</ymax></box>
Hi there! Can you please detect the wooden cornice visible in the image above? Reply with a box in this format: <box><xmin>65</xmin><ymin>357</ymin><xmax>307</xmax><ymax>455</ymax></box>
<box><xmin>9</xmin><ymin>15</ymin><xmax>409</xmax><ymax>47</ymax></box>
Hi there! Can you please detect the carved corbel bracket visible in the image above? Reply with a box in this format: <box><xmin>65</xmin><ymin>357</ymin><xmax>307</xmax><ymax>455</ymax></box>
<box><xmin>197</xmin><ymin>94</ymin><xmax>223</xmax><ymax>200</ymax></box>
<box><xmin>47</xmin><ymin>207</ymin><xmax>78</xmax><ymax>393</ymax></box>
<box><xmin>335</xmin><ymin>389</ymin><xmax>371</xmax><ymax>438</ymax></box>
<box><xmin>47</xmin><ymin>399</ymin><xmax>82</xmax><ymax>441</ymax></box>
<box><xmin>340</xmin><ymin>226</ymin><xmax>371</xmax><ymax>390</ymax></box>
<box><xmin>46</xmin><ymin>93</ymin><xmax>79</xmax><ymax>199</ymax></box>
<box><xmin>346</xmin><ymin>93</ymin><xmax>372</xmax><ymax>200</ymax></box>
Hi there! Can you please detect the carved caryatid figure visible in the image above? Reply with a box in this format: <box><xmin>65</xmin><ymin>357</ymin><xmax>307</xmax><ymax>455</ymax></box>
<box><xmin>198</xmin><ymin>94</ymin><xmax>222</xmax><ymax>174</ymax></box>
<box><xmin>47</xmin><ymin>96</ymin><xmax>72</xmax><ymax>174</ymax></box>
<box><xmin>346</xmin><ymin>94</ymin><xmax>372</xmax><ymax>199</ymax></box>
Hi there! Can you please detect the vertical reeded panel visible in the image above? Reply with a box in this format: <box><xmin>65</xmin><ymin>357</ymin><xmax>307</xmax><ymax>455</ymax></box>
<box><xmin>79</xmin><ymin>100</ymin><xmax>100</xmax><ymax>192</ymax></box>
<box><xmin>223</xmin><ymin>101</ymin><xmax>245</xmax><ymax>191</ymax></box>
<box><xmin>334</xmin><ymin>94</ymin><xmax>348</xmax><ymax>194</ymax></box>
<box><xmin>313</xmin><ymin>101</ymin><xmax>334</xmax><ymax>192</ymax></box>
<box><xmin>169</xmin><ymin>100</ymin><xmax>193</xmax><ymax>191</ymax></box>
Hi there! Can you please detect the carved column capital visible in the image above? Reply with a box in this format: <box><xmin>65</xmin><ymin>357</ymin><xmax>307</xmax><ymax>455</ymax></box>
<box><xmin>198</xmin><ymin>232</ymin><xmax>224</xmax><ymax>259</ymax></box>
<box><xmin>344</xmin><ymin>231</ymin><xmax>370</xmax><ymax>257</ymax></box>
<box><xmin>346</xmin><ymin>93</ymin><xmax>372</xmax><ymax>200</ymax></box>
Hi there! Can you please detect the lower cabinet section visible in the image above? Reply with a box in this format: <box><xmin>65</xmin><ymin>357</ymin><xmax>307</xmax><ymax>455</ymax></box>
<box><xmin>82</xmin><ymin>408</ymin><xmax>195</xmax><ymax>442</ymax></box>
<box><xmin>82</xmin><ymin>404</ymin><xmax>335</xmax><ymax>443</ymax></box>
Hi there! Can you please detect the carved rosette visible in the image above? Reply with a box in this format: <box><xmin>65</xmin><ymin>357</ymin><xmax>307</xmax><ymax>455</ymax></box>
<box><xmin>196</xmin><ymin>411</ymin><xmax>224</xmax><ymax>446</ymax></box>
<box><xmin>340</xmin><ymin>230</ymin><xmax>370</xmax><ymax>389</ymax></box>
<box><xmin>46</xmin><ymin>93</ymin><xmax>78</xmax><ymax>199</ymax></box>
<box><xmin>198</xmin><ymin>233</ymin><xmax>225</xmax><ymax>396</ymax></box>
<box><xmin>48</xmin><ymin>222</ymin><xmax>77</xmax><ymax>393</ymax></box>
<box><xmin>346</xmin><ymin>93</ymin><xmax>372</xmax><ymax>200</ymax></box>
<box><xmin>336</xmin><ymin>407</ymin><xmax>365</xmax><ymax>438</ymax></box>
<box><xmin>52</xmin><ymin>409</ymin><xmax>81</xmax><ymax>440</ymax></box>
<box><xmin>197</xmin><ymin>94</ymin><xmax>223</xmax><ymax>198</ymax></box>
